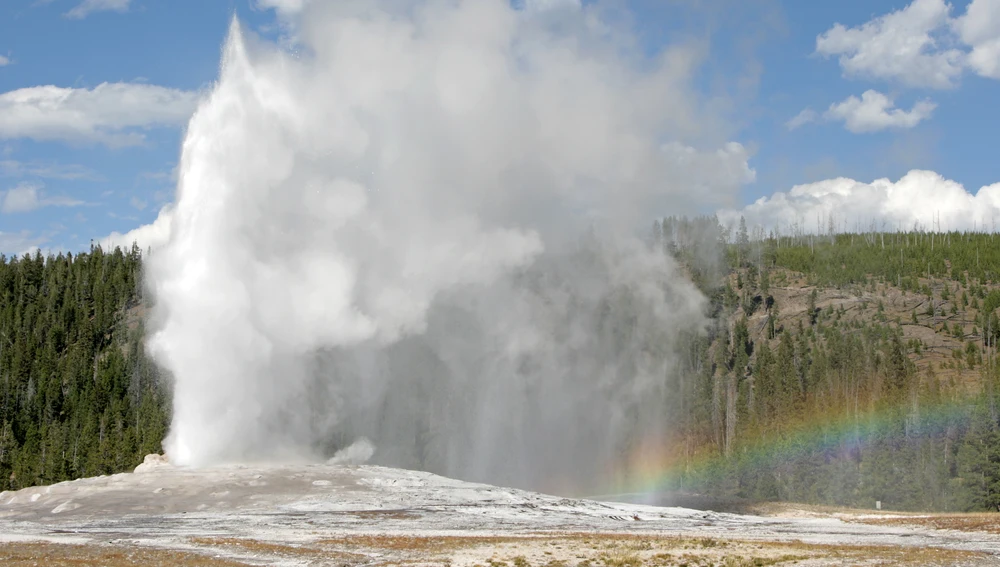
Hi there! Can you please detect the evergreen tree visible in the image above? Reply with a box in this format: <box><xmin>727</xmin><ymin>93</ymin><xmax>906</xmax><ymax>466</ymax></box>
<box><xmin>0</xmin><ymin>246</ymin><xmax>167</xmax><ymax>490</ymax></box>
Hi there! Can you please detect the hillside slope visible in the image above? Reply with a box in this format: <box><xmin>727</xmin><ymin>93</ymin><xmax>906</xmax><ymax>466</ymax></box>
<box><xmin>0</xmin><ymin>247</ymin><xmax>168</xmax><ymax>492</ymax></box>
<box><xmin>657</xmin><ymin>219</ymin><xmax>1000</xmax><ymax>512</ymax></box>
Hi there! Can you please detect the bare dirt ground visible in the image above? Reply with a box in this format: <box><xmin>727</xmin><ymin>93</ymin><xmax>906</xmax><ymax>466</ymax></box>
<box><xmin>3</xmin><ymin>458</ymin><xmax>1000</xmax><ymax>566</ymax></box>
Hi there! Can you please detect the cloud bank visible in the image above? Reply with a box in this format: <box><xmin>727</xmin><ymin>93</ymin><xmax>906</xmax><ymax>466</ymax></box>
<box><xmin>721</xmin><ymin>170</ymin><xmax>1000</xmax><ymax>234</ymax></box>
<box><xmin>143</xmin><ymin>0</ymin><xmax>752</xmax><ymax>492</ymax></box>
<box><xmin>0</xmin><ymin>82</ymin><xmax>199</xmax><ymax>147</ymax></box>
<box><xmin>1</xmin><ymin>182</ymin><xmax>84</xmax><ymax>214</ymax></box>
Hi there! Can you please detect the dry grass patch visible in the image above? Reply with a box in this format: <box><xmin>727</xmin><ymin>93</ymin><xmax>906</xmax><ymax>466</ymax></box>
<box><xmin>456</xmin><ymin>534</ymin><xmax>989</xmax><ymax>567</ymax></box>
<box><xmin>317</xmin><ymin>534</ymin><xmax>555</xmax><ymax>552</ymax></box>
<box><xmin>190</xmin><ymin>536</ymin><xmax>367</xmax><ymax>561</ymax></box>
<box><xmin>805</xmin><ymin>542</ymin><xmax>987</xmax><ymax>566</ymax></box>
<box><xmin>0</xmin><ymin>542</ymin><xmax>251</xmax><ymax>566</ymax></box>
<box><xmin>4</xmin><ymin>534</ymin><xmax>991</xmax><ymax>567</ymax></box>
<box><xmin>847</xmin><ymin>512</ymin><xmax>1000</xmax><ymax>534</ymax></box>
<box><xmin>191</xmin><ymin>536</ymin><xmax>321</xmax><ymax>556</ymax></box>
<box><xmin>438</xmin><ymin>534</ymin><xmax>815</xmax><ymax>567</ymax></box>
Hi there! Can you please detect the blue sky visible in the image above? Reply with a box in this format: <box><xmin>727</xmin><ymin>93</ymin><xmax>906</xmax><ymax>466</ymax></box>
<box><xmin>1</xmin><ymin>0</ymin><xmax>998</xmax><ymax>253</ymax></box>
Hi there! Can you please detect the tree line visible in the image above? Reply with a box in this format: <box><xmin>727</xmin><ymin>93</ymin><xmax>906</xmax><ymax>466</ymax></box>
<box><xmin>0</xmin><ymin>246</ymin><xmax>168</xmax><ymax>491</ymax></box>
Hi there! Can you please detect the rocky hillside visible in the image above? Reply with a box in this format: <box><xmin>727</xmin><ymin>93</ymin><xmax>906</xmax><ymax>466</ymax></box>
<box><xmin>658</xmin><ymin>217</ymin><xmax>1000</xmax><ymax>512</ymax></box>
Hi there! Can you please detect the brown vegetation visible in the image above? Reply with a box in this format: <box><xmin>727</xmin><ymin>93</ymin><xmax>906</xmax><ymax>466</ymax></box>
<box><xmin>0</xmin><ymin>542</ymin><xmax>249</xmax><ymax>567</ymax></box>
<box><xmin>3</xmin><ymin>529</ymin><xmax>993</xmax><ymax>566</ymax></box>
<box><xmin>847</xmin><ymin>512</ymin><xmax>1000</xmax><ymax>534</ymax></box>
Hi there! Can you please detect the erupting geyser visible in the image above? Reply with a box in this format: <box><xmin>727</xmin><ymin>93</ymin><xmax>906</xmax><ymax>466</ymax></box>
<box><xmin>146</xmin><ymin>0</ymin><xmax>753</xmax><ymax>493</ymax></box>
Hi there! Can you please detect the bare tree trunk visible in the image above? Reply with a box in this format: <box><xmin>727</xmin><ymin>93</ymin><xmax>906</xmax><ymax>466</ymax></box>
<box><xmin>712</xmin><ymin>374</ymin><xmax>723</xmax><ymax>452</ymax></box>
<box><xmin>725</xmin><ymin>375</ymin><xmax>737</xmax><ymax>458</ymax></box>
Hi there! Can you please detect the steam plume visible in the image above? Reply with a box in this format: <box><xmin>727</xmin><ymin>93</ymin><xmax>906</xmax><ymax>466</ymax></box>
<box><xmin>146</xmin><ymin>0</ymin><xmax>749</xmax><ymax>492</ymax></box>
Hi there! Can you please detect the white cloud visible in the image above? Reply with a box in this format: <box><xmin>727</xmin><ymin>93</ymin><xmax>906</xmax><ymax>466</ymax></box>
<box><xmin>788</xmin><ymin>91</ymin><xmax>935</xmax><ymax>133</ymax></box>
<box><xmin>3</xmin><ymin>183</ymin><xmax>45</xmax><ymax>213</ymax></box>
<box><xmin>814</xmin><ymin>0</ymin><xmax>1000</xmax><ymax>88</ymax></box>
<box><xmin>720</xmin><ymin>170</ymin><xmax>1000</xmax><ymax>234</ymax></box>
<box><xmin>0</xmin><ymin>230</ymin><xmax>46</xmax><ymax>256</ymax></box>
<box><xmin>786</xmin><ymin>108</ymin><xmax>817</xmax><ymax>130</ymax></box>
<box><xmin>954</xmin><ymin>0</ymin><xmax>1000</xmax><ymax>79</ymax></box>
<box><xmin>0</xmin><ymin>82</ymin><xmax>199</xmax><ymax>147</ymax></box>
<box><xmin>0</xmin><ymin>55</ymin><xmax>10</xmax><ymax>67</ymax></box>
<box><xmin>824</xmin><ymin>90</ymin><xmax>936</xmax><ymax>133</ymax></box>
<box><xmin>255</xmin><ymin>0</ymin><xmax>307</xmax><ymax>17</ymax></box>
<box><xmin>523</xmin><ymin>0</ymin><xmax>582</xmax><ymax>12</ymax></box>
<box><xmin>0</xmin><ymin>159</ymin><xmax>101</xmax><ymax>180</ymax></box>
<box><xmin>254</xmin><ymin>0</ymin><xmax>585</xmax><ymax>18</ymax></box>
<box><xmin>1</xmin><ymin>182</ymin><xmax>84</xmax><ymax>214</ymax></box>
<box><xmin>65</xmin><ymin>0</ymin><xmax>131</xmax><ymax>19</ymax></box>
<box><xmin>816</xmin><ymin>0</ymin><xmax>962</xmax><ymax>88</ymax></box>
<box><xmin>965</xmin><ymin>37</ymin><xmax>1000</xmax><ymax>79</ymax></box>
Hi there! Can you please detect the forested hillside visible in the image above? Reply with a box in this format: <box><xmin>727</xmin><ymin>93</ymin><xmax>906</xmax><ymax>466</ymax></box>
<box><xmin>3</xmin><ymin>226</ymin><xmax>1000</xmax><ymax>513</ymax></box>
<box><xmin>0</xmin><ymin>246</ymin><xmax>168</xmax><ymax>491</ymax></box>
<box><xmin>656</xmin><ymin>217</ymin><xmax>1000</xmax><ymax>512</ymax></box>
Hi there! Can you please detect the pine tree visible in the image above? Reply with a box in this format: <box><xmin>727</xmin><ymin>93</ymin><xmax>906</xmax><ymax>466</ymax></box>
<box><xmin>737</xmin><ymin>216</ymin><xmax>750</xmax><ymax>267</ymax></box>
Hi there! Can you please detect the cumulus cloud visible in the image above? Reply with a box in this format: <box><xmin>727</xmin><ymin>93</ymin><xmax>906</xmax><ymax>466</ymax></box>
<box><xmin>0</xmin><ymin>55</ymin><xmax>10</xmax><ymax>67</ymax></box>
<box><xmin>788</xmin><ymin>91</ymin><xmax>935</xmax><ymax>133</ymax></box>
<box><xmin>720</xmin><ymin>170</ymin><xmax>1000</xmax><ymax>234</ymax></box>
<box><xmin>816</xmin><ymin>0</ymin><xmax>963</xmax><ymax>88</ymax></box>
<box><xmin>65</xmin><ymin>0</ymin><xmax>131</xmax><ymax>19</ymax></box>
<box><xmin>825</xmin><ymin>90</ymin><xmax>936</xmax><ymax>133</ymax></box>
<box><xmin>0</xmin><ymin>82</ymin><xmax>199</xmax><ymax>147</ymax></box>
<box><xmin>1</xmin><ymin>182</ymin><xmax>84</xmax><ymax>214</ymax></box>
<box><xmin>816</xmin><ymin>0</ymin><xmax>1000</xmax><ymax>87</ymax></box>
<box><xmin>954</xmin><ymin>0</ymin><xmax>1000</xmax><ymax>79</ymax></box>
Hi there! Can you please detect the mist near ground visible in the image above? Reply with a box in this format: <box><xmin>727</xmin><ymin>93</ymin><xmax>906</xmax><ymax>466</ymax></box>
<box><xmin>144</xmin><ymin>0</ymin><xmax>752</xmax><ymax>492</ymax></box>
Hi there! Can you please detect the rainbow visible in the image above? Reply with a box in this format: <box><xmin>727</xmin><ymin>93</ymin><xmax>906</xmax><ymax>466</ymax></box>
<box><xmin>594</xmin><ymin>393</ymin><xmax>990</xmax><ymax>502</ymax></box>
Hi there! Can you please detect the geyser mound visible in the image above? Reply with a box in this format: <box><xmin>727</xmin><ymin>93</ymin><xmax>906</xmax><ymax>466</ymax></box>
<box><xmin>146</xmin><ymin>0</ymin><xmax>752</xmax><ymax>493</ymax></box>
